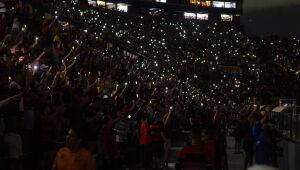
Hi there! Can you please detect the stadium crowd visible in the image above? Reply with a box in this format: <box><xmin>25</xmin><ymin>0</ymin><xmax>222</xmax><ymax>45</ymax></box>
<box><xmin>0</xmin><ymin>0</ymin><xmax>299</xmax><ymax>170</ymax></box>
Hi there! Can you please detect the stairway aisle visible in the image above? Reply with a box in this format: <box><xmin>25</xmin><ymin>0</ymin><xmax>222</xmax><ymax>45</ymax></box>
<box><xmin>227</xmin><ymin>135</ymin><xmax>245</xmax><ymax>170</ymax></box>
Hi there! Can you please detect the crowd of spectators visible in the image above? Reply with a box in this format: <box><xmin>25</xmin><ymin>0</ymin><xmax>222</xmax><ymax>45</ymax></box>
<box><xmin>0</xmin><ymin>0</ymin><xmax>299</xmax><ymax>170</ymax></box>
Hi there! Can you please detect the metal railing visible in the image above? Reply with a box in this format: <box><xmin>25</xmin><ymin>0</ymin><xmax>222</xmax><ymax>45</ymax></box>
<box><xmin>270</xmin><ymin>106</ymin><xmax>300</xmax><ymax>141</ymax></box>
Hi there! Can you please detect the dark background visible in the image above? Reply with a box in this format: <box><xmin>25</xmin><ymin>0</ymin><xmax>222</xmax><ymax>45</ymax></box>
<box><xmin>242</xmin><ymin>0</ymin><xmax>300</xmax><ymax>37</ymax></box>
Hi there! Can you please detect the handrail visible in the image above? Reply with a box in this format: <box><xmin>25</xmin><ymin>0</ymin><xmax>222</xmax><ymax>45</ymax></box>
<box><xmin>272</xmin><ymin>106</ymin><xmax>300</xmax><ymax>113</ymax></box>
<box><xmin>270</xmin><ymin>110</ymin><xmax>300</xmax><ymax>142</ymax></box>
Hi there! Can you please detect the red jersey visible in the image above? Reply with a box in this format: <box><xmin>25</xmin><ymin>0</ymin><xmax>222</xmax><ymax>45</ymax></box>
<box><xmin>140</xmin><ymin>122</ymin><xmax>152</xmax><ymax>145</ymax></box>
<box><xmin>150</xmin><ymin>122</ymin><xmax>164</xmax><ymax>143</ymax></box>
<box><xmin>204</xmin><ymin>139</ymin><xmax>216</xmax><ymax>169</ymax></box>
<box><xmin>98</xmin><ymin>128</ymin><xmax>118</xmax><ymax>157</ymax></box>
<box><xmin>178</xmin><ymin>144</ymin><xmax>213</xmax><ymax>170</ymax></box>
<box><xmin>42</xmin><ymin>26</ymin><xmax>49</xmax><ymax>40</ymax></box>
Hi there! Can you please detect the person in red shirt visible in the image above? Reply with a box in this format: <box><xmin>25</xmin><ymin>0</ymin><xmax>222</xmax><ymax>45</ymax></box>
<box><xmin>204</xmin><ymin>127</ymin><xmax>216</xmax><ymax>170</ymax></box>
<box><xmin>42</xmin><ymin>18</ymin><xmax>56</xmax><ymax>48</ymax></box>
<box><xmin>150</xmin><ymin>113</ymin><xmax>167</xmax><ymax>169</ymax></box>
<box><xmin>97</xmin><ymin>115</ymin><xmax>119</xmax><ymax>170</ymax></box>
<box><xmin>176</xmin><ymin>127</ymin><xmax>214</xmax><ymax>170</ymax></box>
<box><xmin>140</xmin><ymin>114</ymin><xmax>152</xmax><ymax>169</ymax></box>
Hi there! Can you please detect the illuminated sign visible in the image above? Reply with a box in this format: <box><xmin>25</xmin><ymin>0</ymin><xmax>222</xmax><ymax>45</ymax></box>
<box><xmin>212</xmin><ymin>1</ymin><xmax>225</xmax><ymax>8</ymax></box>
<box><xmin>106</xmin><ymin>2</ymin><xmax>116</xmax><ymax>10</ymax></box>
<box><xmin>190</xmin><ymin>0</ymin><xmax>211</xmax><ymax>6</ymax></box>
<box><xmin>221</xmin><ymin>14</ymin><xmax>233</xmax><ymax>21</ymax></box>
<box><xmin>225</xmin><ymin>2</ymin><xmax>236</xmax><ymax>8</ymax></box>
<box><xmin>197</xmin><ymin>13</ymin><xmax>208</xmax><ymax>20</ymax></box>
<box><xmin>150</xmin><ymin>8</ymin><xmax>162</xmax><ymax>16</ymax></box>
<box><xmin>117</xmin><ymin>3</ymin><xmax>128</xmax><ymax>12</ymax></box>
<box><xmin>156</xmin><ymin>0</ymin><xmax>167</xmax><ymax>3</ymax></box>
<box><xmin>97</xmin><ymin>0</ymin><xmax>105</xmax><ymax>6</ymax></box>
<box><xmin>202</xmin><ymin>1</ymin><xmax>211</xmax><ymax>6</ymax></box>
<box><xmin>184</xmin><ymin>12</ymin><xmax>196</xmax><ymax>19</ymax></box>
<box><xmin>88</xmin><ymin>0</ymin><xmax>97</xmax><ymax>7</ymax></box>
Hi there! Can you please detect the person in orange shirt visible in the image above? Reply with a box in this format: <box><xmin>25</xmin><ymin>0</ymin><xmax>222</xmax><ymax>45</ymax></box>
<box><xmin>52</xmin><ymin>126</ymin><xmax>96</xmax><ymax>170</ymax></box>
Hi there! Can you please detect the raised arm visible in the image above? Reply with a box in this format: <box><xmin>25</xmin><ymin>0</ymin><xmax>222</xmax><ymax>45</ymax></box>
<box><xmin>64</xmin><ymin>46</ymin><xmax>80</xmax><ymax>60</ymax></box>
<box><xmin>30</xmin><ymin>37</ymin><xmax>39</xmax><ymax>49</ymax></box>
<box><xmin>65</xmin><ymin>58</ymin><xmax>77</xmax><ymax>71</ymax></box>
<box><xmin>10</xmin><ymin>38</ymin><xmax>23</xmax><ymax>53</ymax></box>
<box><xmin>49</xmin><ymin>18</ymin><xmax>56</xmax><ymax>29</ymax></box>
<box><xmin>163</xmin><ymin>110</ymin><xmax>172</xmax><ymax>127</ymax></box>
<box><xmin>85</xmin><ymin>78</ymin><xmax>98</xmax><ymax>93</ymax></box>
<box><xmin>51</xmin><ymin>72</ymin><xmax>61</xmax><ymax>88</ymax></box>
<box><xmin>0</xmin><ymin>93</ymin><xmax>22</xmax><ymax>108</ymax></box>
<box><xmin>34</xmin><ymin>51</ymin><xmax>46</xmax><ymax>64</ymax></box>
<box><xmin>119</xmin><ymin>85</ymin><xmax>128</xmax><ymax>98</ymax></box>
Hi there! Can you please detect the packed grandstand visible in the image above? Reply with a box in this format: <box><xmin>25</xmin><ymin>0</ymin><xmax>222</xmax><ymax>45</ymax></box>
<box><xmin>0</xmin><ymin>0</ymin><xmax>299</xmax><ymax>170</ymax></box>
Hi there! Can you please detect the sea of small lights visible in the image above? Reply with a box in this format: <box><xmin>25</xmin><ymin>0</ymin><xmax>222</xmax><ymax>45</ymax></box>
<box><xmin>48</xmin><ymin>1</ymin><xmax>300</xmax><ymax>105</ymax></box>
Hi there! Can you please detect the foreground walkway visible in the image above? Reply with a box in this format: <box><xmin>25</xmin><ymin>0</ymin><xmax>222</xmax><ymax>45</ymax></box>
<box><xmin>227</xmin><ymin>135</ymin><xmax>245</xmax><ymax>170</ymax></box>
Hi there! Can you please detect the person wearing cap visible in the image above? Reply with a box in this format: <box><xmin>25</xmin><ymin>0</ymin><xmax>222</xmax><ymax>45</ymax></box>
<box><xmin>52</xmin><ymin>126</ymin><xmax>96</xmax><ymax>170</ymax></box>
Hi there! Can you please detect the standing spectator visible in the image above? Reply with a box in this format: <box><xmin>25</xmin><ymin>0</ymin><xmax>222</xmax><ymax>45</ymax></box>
<box><xmin>150</xmin><ymin>112</ymin><xmax>166</xmax><ymax>170</ymax></box>
<box><xmin>51</xmin><ymin>40</ymin><xmax>64</xmax><ymax>70</ymax></box>
<box><xmin>163</xmin><ymin>107</ymin><xmax>174</xmax><ymax>168</ymax></box>
<box><xmin>97</xmin><ymin>115</ymin><xmax>119</xmax><ymax>170</ymax></box>
<box><xmin>181</xmin><ymin>115</ymin><xmax>194</xmax><ymax>146</ymax></box>
<box><xmin>39</xmin><ymin>104</ymin><xmax>56</xmax><ymax>170</ymax></box>
<box><xmin>243</xmin><ymin>115</ymin><xmax>254</xmax><ymax>169</ymax></box>
<box><xmin>4</xmin><ymin>112</ymin><xmax>22</xmax><ymax>170</ymax></box>
<box><xmin>255</xmin><ymin>124</ymin><xmax>275</xmax><ymax>165</ymax></box>
<box><xmin>204</xmin><ymin>126</ymin><xmax>216</xmax><ymax>170</ymax></box>
<box><xmin>114</xmin><ymin>115</ymin><xmax>130</xmax><ymax>167</ymax></box>
<box><xmin>252</xmin><ymin>109</ymin><xmax>269</xmax><ymax>151</ymax></box>
<box><xmin>52</xmin><ymin>126</ymin><xmax>96</xmax><ymax>170</ymax></box>
<box><xmin>85</xmin><ymin>97</ymin><xmax>102</xmax><ymax>153</ymax></box>
<box><xmin>213</xmin><ymin>109</ymin><xmax>228</xmax><ymax>170</ymax></box>
<box><xmin>41</xmin><ymin>19</ymin><xmax>55</xmax><ymax>48</ymax></box>
<box><xmin>140</xmin><ymin>114</ymin><xmax>152</xmax><ymax>169</ymax></box>
<box><xmin>176</xmin><ymin>127</ymin><xmax>214</xmax><ymax>170</ymax></box>
<box><xmin>232</xmin><ymin>114</ymin><xmax>242</xmax><ymax>154</ymax></box>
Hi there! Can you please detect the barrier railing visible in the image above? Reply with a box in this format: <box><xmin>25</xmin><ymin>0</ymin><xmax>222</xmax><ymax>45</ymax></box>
<box><xmin>270</xmin><ymin>106</ymin><xmax>300</xmax><ymax>142</ymax></box>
